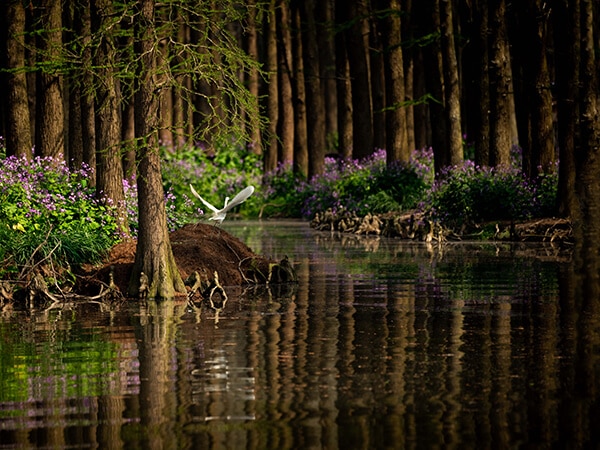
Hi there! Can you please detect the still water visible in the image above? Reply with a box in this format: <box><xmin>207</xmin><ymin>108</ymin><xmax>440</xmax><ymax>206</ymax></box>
<box><xmin>0</xmin><ymin>220</ymin><xmax>598</xmax><ymax>449</ymax></box>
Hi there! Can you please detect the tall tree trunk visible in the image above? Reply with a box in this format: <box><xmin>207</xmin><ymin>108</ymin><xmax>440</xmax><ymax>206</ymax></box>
<box><xmin>76</xmin><ymin>0</ymin><xmax>97</xmax><ymax>186</ymax></box>
<box><xmin>441</xmin><ymin>0</ymin><xmax>463</xmax><ymax>165</ymax></box>
<box><xmin>91</xmin><ymin>0</ymin><xmax>127</xmax><ymax>234</ymax></box>
<box><xmin>382</xmin><ymin>0</ymin><xmax>409</xmax><ymax>163</ymax></box>
<box><xmin>246</xmin><ymin>0</ymin><xmax>263</xmax><ymax>154</ymax></box>
<box><xmin>301</xmin><ymin>0</ymin><xmax>327</xmax><ymax>177</ymax></box>
<box><xmin>278</xmin><ymin>0</ymin><xmax>295</xmax><ymax>165</ymax></box>
<box><xmin>553</xmin><ymin>0</ymin><xmax>579</xmax><ymax>218</ymax></box>
<box><xmin>370</xmin><ymin>14</ymin><xmax>387</xmax><ymax>152</ymax></box>
<box><xmin>488</xmin><ymin>0</ymin><xmax>513</xmax><ymax>167</ymax></box>
<box><xmin>418</xmin><ymin>0</ymin><xmax>446</xmax><ymax>174</ymax></box>
<box><xmin>5</xmin><ymin>0</ymin><xmax>32</xmax><ymax>158</ymax></box>
<box><xmin>342</xmin><ymin>0</ymin><xmax>373</xmax><ymax>159</ymax></box>
<box><xmin>129</xmin><ymin>0</ymin><xmax>186</xmax><ymax>300</ymax></box>
<box><xmin>334</xmin><ymin>3</ymin><xmax>353</xmax><ymax>159</ymax></box>
<box><xmin>402</xmin><ymin>0</ymin><xmax>416</xmax><ymax>154</ymax></box>
<box><xmin>574</xmin><ymin>0</ymin><xmax>600</xmax><ymax>270</ymax></box>
<box><xmin>265</xmin><ymin>0</ymin><xmax>279</xmax><ymax>172</ymax></box>
<box><xmin>316</xmin><ymin>0</ymin><xmax>338</xmax><ymax>153</ymax></box>
<box><xmin>35</xmin><ymin>0</ymin><xmax>64</xmax><ymax>160</ymax></box>
<box><xmin>473</xmin><ymin>0</ymin><xmax>490</xmax><ymax>166</ymax></box>
<box><xmin>292</xmin><ymin>2</ymin><xmax>309</xmax><ymax>176</ymax></box>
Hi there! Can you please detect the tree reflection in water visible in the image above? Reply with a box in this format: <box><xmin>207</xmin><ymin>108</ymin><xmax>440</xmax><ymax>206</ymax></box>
<box><xmin>0</xmin><ymin>221</ymin><xmax>597</xmax><ymax>449</ymax></box>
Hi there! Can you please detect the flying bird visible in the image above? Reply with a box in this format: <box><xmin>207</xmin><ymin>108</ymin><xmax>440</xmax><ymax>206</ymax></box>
<box><xmin>190</xmin><ymin>184</ymin><xmax>255</xmax><ymax>224</ymax></box>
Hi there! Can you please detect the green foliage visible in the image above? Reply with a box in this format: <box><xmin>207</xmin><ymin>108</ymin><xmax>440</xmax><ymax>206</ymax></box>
<box><xmin>0</xmin><ymin>154</ymin><xmax>121</xmax><ymax>277</ymax></box>
<box><xmin>161</xmin><ymin>138</ymin><xmax>263</xmax><ymax>224</ymax></box>
<box><xmin>426</xmin><ymin>160</ymin><xmax>557</xmax><ymax>228</ymax></box>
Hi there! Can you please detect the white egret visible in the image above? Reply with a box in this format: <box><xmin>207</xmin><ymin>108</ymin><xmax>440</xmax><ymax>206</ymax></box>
<box><xmin>190</xmin><ymin>184</ymin><xmax>255</xmax><ymax>224</ymax></box>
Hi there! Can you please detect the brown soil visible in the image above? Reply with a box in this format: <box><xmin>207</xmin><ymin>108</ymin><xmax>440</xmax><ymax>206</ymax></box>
<box><xmin>78</xmin><ymin>223</ymin><xmax>276</xmax><ymax>298</ymax></box>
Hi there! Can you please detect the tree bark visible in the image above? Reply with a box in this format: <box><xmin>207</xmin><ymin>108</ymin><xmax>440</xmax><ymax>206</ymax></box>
<box><xmin>488</xmin><ymin>0</ymin><xmax>513</xmax><ymax>167</ymax></box>
<box><xmin>441</xmin><ymin>0</ymin><xmax>463</xmax><ymax>166</ymax></box>
<box><xmin>335</xmin><ymin>2</ymin><xmax>353</xmax><ymax>159</ymax></box>
<box><xmin>91</xmin><ymin>0</ymin><xmax>127</xmax><ymax>234</ymax></box>
<box><xmin>129</xmin><ymin>0</ymin><xmax>186</xmax><ymax>300</ymax></box>
<box><xmin>277</xmin><ymin>0</ymin><xmax>295</xmax><ymax>165</ymax></box>
<box><xmin>382</xmin><ymin>0</ymin><xmax>409</xmax><ymax>163</ymax></box>
<box><xmin>5</xmin><ymin>0</ymin><xmax>32</xmax><ymax>159</ymax></box>
<box><xmin>265</xmin><ymin>0</ymin><xmax>279</xmax><ymax>173</ymax></box>
<box><xmin>370</xmin><ymin>13</ymin><xmax>387</xmax><ymax>152</ymax></box>
<box><xmin>246</xmin><ymin>0</ymin><xmax>263</xmax><ymax>154</ymax></box>
<box><xmin>292</xmin><ymin>2</ymin><xmax>309</xmax><ymax>177</ymax></box>
<box><xmin>553</xmin><ymin>0</ymin><xmax>579</xmax><ymax>218</ymax></box>
<box><xmin>301</xmin><ymin>0</ymin><xmax>327</xmax><ymax>177</ymax></box>
<box><xmin>35</xmin><ymin>0</ymin><xmax>65</xmax><ymax>160</ymax></box>
<box><xmin>575</xmin><ymin>0</ymin><xmax>600</xmax><ymax>269</ymax></box>
<box><xmin>341</xmin><ymin>0</ymin><xmax>373</xmax><ymax>159</ymax></box>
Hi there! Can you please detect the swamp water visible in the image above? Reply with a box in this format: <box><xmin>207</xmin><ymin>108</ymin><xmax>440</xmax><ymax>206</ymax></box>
<box><xmin>0</xmin><ymin>220</ymin><xmax>598</xmax><ymax>449</ymax></box>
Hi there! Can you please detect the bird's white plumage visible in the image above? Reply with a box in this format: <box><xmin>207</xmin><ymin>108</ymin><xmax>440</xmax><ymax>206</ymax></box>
<box><xmin>190</xmin><ymin>185</ymin><xmax>254</xmax><ymax>224</ymax></box>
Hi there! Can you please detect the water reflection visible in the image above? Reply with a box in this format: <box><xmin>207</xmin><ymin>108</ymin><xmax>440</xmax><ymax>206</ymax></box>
<box><xmin>0</xmin><ymin>220</ymin><xmax>598</xmax><ymax>449</ymax></box>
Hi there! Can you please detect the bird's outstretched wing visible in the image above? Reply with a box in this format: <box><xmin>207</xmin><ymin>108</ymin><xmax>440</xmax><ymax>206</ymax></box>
<box><xmin>190</xmin><ymin>184</ymin><xmax>219</xmax><ymax>213</ymax></box>
<box><xmin>222</xmin><ymin>186</ymin><xmax>255</xmax><ymax>212</ymax></box>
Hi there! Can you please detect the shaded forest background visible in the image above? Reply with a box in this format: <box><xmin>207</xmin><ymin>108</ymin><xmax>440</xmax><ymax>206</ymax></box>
<box><xmin>0</xmin><ymin>1</ymin><xmax>599</xmax><ymax>252</ymax></box>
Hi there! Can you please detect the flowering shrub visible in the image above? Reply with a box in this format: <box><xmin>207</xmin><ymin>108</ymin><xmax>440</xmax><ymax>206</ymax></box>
<box><xmin>298</xmin><ymin>149</ymin><xmax>433</xmax><ymax>218</ymax></box>
<box><xmin>426</xmin><ymin>159</ymin><xmax>557</xmax><ymax>227</ymax></box>
<box><xmin>0</xmin><ymin>154</ymin><xmax>120</xmax><ymax>272</ymax></box>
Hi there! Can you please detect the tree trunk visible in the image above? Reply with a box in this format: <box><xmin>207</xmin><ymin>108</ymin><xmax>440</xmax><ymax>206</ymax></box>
<box><xmin>402</xmin><ymin>0</ymin><xmax>416</xmax><ymax>154</ymax></box>
<box><xmin>76</xmin><ymin>0</ymin><xmax>97</xmax><ymax>186</ymax></box>
<box><xmin>265</xmin><ymin>0</ymin><xmax>279</xmax><ymax>173</ymax></box>
<box><xmin>129</xmin><ymin>0</ymin><xmax>186</xmax><ymax>300</ymax></box>
<box><xmin>488</xmin><ymin>0</ymin><xmax>513</xmax><ymax>167</ymax></box>
<box><xmin>246</xmin><ymin>0</ymin><xmax>263</xmax><ymax>154</ymax></box>
<box><xmin>277</xmin><ymin>0</ymin><xmax>295</xmax><ymax>165</ymax></box>
<box><xmin>316</xmin><ymin>0</ymin><xmax>338</xmax><ymax>153</ymax></box>
<box><xmin>418</xmin><ymin>0</ymin><xmax>447</xmax><ymax>173</ymax></box>
<box><xmin>382</xmin><ymin>0</ymin><xmax>409</xmax><ymax>163</ymax></box>
<box><xmin>301</xmin><ymin>0</ymin><xmax>327</xmax><ymax>177</ymax></box>
<box><xmin>91</xmin><ymin>0</ymin><xmax>127</xmax><ymax>234</ymax></box>
<box><xmin>35</xmin><ymin>0</ymin><xmax>64</xmax><ymax>160</ymax></box>
<box><xmin>292</xmin><ymin>2</ymin><xmax>309</xmax><ymax>177</ymax></box>
<box><xmin>5</xmin><ymin>0</ymin><xmax>32</xmax><ymax>159</ymax></box>
<box><xmin>342</xmin><ymin>0</ymin><xmax>373</xmax><ymax>159</ymax></box>
<box><xmin>574</xmin><ymin>0</ymin><xmax>600</xmax><ymax>269</ymax></box>
<box><xmin>370</xmin><ymin>14</ymin><xmax>387</xmax><ymax>152</ymax></box>
<box><xmin>441</xmin><ymin>0</ymin><xmax>463</xmax><ymax>166</ymax></box>
<box><xmin>335</xmin><ymin>2</ymin><xmax>353</xmax><ymax>159</ymax></box>
<box><xmin>473</xmin><ymin>0</ymin><xmax>490</xmax><ymax>166</ymax></box>
<box><xmin>553</xmin><ymin>0</ymin><xmax>579</xmax><ymax>218</ymax></box>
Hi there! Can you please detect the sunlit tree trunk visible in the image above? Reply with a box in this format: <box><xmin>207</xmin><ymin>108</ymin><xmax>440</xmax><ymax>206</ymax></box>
<box><xmin>5</xmin><ymin>0</ymin><xmax>32</xmax><ymax>159</ymax></box>
<box><xmin>129</xmin><ymin>0</ymin><xmax>186</xmax><ymax>300</ymax></box>
<box><xmin>301</xmin><ymin>0</ymin><xmax>326</xmax><ymax>177</ymax></box>
<box><xmin>472</xmin><ymin>0</ymin><xmax>490</xmax><ymax>166</ymax></box>
<box><xmin>441</xmin><ymin>0</ymin><xmax>463</xmax><ymax>165</ymax></box>
<box><xmin>343</xmin><ymin>0</ymin><xmax>373</xmax><ymax>159</ymax></box>
<box><xmin>553</xmin><ymin>0</ymin><xmax>579</xmax><ymax>218</ymax></box>
<box><xmin>402</xmin><ymin>0</ymin><xmax>416</xmax><ymax>154</ymax></box>
<box><xmin>91</xmin><ymin>0</ymin><xmax>127</xmax><ymax>234</ymax></box>
<box><xmin>316</xmin><ymin>0</ymin><xmax>338</xmax><ymax>153</ymax></box>
<box><xmin>488</xmin><ymin>0</ymin><xmax>513</xmax><ymax>167</ymax></box>
<box><xmin>382</xmin><ymin>0</ymin><xmax>409</xmax><ymax>163</ymax></box>
<box><xmin>35</xmin><ymin>0</ymin><xmax>65</xmax><ymax>160</ymax></box>
<box><xmin>246</xmin><ymin>0</ymin><xmax>263</xmax><ymax>154</ymax></box>
<box><xmin>278</xmin><ymin>0</ymin><xmax>295</xmax><ymax>165</ymax></box>
<box><xmin>265</xmin><ymin>0</ymin><xmax>279</xmax><ymax>172</ymax></box>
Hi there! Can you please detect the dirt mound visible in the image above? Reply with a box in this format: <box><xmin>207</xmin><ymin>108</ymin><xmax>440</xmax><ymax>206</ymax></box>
<box><xmin>79</xmin><ymin>223</ymin><xmax>281</xmax><ymax>297</ymax></box>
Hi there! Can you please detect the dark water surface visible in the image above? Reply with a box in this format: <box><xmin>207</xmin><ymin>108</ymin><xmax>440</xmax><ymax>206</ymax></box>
<box><xmin>0</xmin><ymin>220</ymin><xmax>598</xmax><ymax>449</ymax></box>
